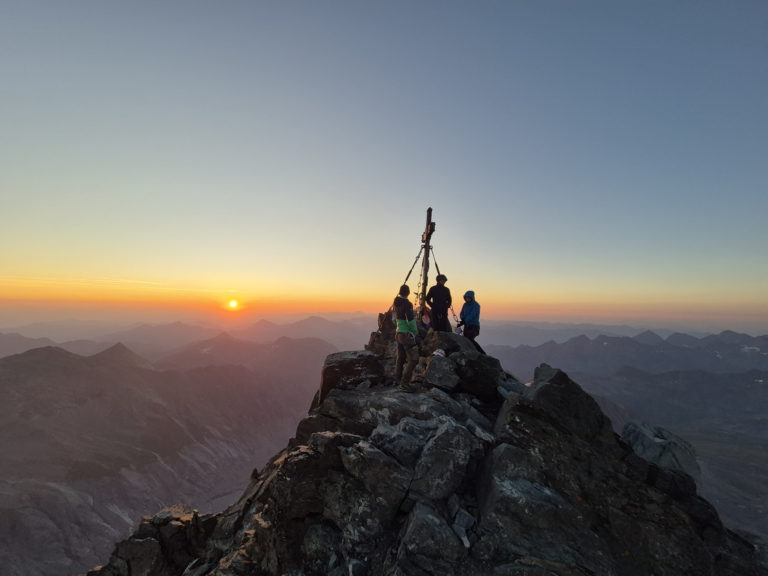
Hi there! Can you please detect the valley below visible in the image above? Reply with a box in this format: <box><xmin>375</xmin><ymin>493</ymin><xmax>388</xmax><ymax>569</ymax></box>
<box><xmin>0</xmin><ymin>329</ymin><xmax>337</xmax><ymax>576</ymax></box>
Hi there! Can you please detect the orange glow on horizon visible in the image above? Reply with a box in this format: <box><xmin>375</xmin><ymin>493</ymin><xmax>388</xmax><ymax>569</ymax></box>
<box><xmin>2</xmin><ymin>276</ymin><xmax>766</xmax><ymax>331</ymax></box>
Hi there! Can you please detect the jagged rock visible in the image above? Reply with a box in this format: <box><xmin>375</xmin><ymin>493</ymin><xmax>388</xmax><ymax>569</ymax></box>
<box><xmin>497</xmin><ymin>369</ymin><xmax>527</xmax><ymax>397</ymax></box>
<box><xmin>525</xmin><ymin>363</ymin><xmax>615</xmax><ymax>443</ymax></box>
<box><xmin>452</xmin><ymin>351</ymin><xmax>506</xmax><ymax>403</ymax></box>
<box><xmin>396</xmin><ymin>501</ymin><xmax>467</xmax><ymax>574</ymax></box>
<box><xmin>88</xmin><ymin>505</ymin><xmax>215</xmax><ymax>576</ymax></box>
<box><xmin>421</xmin><ymin>330</ymin><xmax>479</xmax><ymax>357</ymax></box>
<box><xmin>369</xmin><ymin>417</ymin><xmax>438</xmax><ymax>469</ymax></box>
<box><xmin>90</xmin><ymin>344</ymin><xmax>768</xmax><ymax>576</ymax></box>
<box><xmin>297</xmin><ymin>385</ymin><xmax>471</xmax><ymax>445</ymax></box>
<box><xmin>410</xmin><ymin>416</ymin><xmax>476</xmax><ymax>501</ymax></box>
<box><xmin>339</xmin><ymin>439</ymin><xmax>412</xmax><ymax>514</ymax></box>
<box><xmin>622</xmin><ymin>419</ymin><xmax>702</xmax><ymax>481</ymax></box>
<box><xmin>422</xmin><ymin>354</ymin><xmax>461</xmax><ymax>392</ymax></box>
<box><xmin>300</xmin><ymin>522</ymin><xmax>343</xmax><ymax>575</ymax></box>
<box><xmin>311</xmin><ymin>351</ymin><xmax>387</xmax><ymax>409</ymax></box>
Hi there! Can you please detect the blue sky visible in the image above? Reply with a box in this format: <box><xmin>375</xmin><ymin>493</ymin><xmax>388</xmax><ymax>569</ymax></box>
<box><xmin>1</xmin><ymin>1</ymin><xmax>767</xmax><ymax>333</ymax></box>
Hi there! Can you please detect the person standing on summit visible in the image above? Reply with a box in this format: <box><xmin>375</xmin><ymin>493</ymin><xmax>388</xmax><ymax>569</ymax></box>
<box><xmin>458</xmin><ymin>290</ymin><xmax>483</xmax><ymax>353</ymax></box>
<box><xmin>393</xmin><ymin>285</ymin><xmax>419</xmax><ymax>390</ymax></box>
<box><xmin>425</xmin><ymin>274</ymin><xmax>452</xmax><ymax>332</ymax></box>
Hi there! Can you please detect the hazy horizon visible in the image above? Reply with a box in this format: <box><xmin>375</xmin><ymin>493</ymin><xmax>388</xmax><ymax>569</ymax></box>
<box><xmin>1</xmin><ymin>304</ymin><xmax>764</xmax><ymax>343</ymax></box>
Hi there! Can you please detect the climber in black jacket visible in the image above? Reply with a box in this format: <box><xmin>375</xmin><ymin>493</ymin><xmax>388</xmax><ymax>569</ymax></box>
<box><xmin>425</xmin><ymin>274</ymin><xmax>452</xmax><ymax>332</ymax></box>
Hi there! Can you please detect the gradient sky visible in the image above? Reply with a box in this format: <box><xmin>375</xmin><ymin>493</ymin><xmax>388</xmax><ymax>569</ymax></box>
<box><xmin>2</xmin><ymin>1</ymin><xmax>767</xmax><ymax>333</ymax></box>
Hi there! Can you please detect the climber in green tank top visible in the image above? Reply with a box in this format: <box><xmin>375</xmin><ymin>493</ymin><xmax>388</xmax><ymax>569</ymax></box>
<box><xmin>392</xmin><ymin>285</ymin><xmax>419</xmax><ymax>391</ymax></box>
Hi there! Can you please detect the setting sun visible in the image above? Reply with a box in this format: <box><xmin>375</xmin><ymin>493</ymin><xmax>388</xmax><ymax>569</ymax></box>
<box><xmin>228</xmin><ymin>299</ymin><xmax>239</xmax><ymax>310</ymax></box>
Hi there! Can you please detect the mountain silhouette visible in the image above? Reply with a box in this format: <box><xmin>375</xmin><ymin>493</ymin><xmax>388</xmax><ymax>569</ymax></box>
<box><xmin>632</xmin><ymin>329</ymin><xmax>665</xmax><ymax>345</ymax></box>
<box><xmin>87</xmin><ymin>342</ymin><xmax>154</xmax><ymax>368</ymax></box>
<box><xmin>0</xmin><ymin>332</ymin><xmax>57</xmax><ymax>357</ymax></box>
<box><xmin>155</xmin><ymin>333</ymin><xmax>337</xmax><ymax>373</ymax></box>
<box><xmin>234</xmin><ymin>315</ymin><xmax>373</xmax><ymax>352</ymax></box>
<box><xmin>97</xmin><ymin>321</ymin><xmax>221</xmax><ymax>360</ymax></box>
<box><xmin>487</xmin><ymin>330</ymin><xmax>768</xmax><ymax>379</ymax></box>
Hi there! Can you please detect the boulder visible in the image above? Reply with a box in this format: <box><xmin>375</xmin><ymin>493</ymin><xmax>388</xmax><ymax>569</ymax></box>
<box><xmin>421</xmin><ymin>331</ymin><xmax>479</xmax><ymax>357</ymax></box>
<box><xmin>452</xmin><ymin>351</ymin><xmax>506</xmax><ymax>403</ymax></box>
<box><xmin>311</xmin><ymin>351</ymin><xmax>387</xmax><ymax>409</ymax></box>
<box><xmin>369</xmin><ymin>417</ymin><xmax>439</xmax><ymax>469</ymax></box>
<box><xmin>89</xmin><ymin>505</ymin><xmax>215</xmax><ymax>576</ymax></box>
<box><xmin>423</xmin><ymin>354</ymin><xmax>461</xmax><ymax>392</ymax></box>
<box><xmin>339</xmin><ymin>440</ymin><xmax>413</xmax><ymax>514</ymax></box>
<box><xmin>396</xmin><ymin>501</ymin><xmax>467</xmax><ymax>575</ymax></box>
<box><xmin>622</xmin><ymin>420</ymin><xmax>702</xmax><ymax>482</ymax></box>
<box><xmin>525</xmin><ymin>363</ymin><xmax>615</xmax><ymax>443</ymax></box>
<box><xmin>410</xmin><ymin>417</ymin><xmax>475</xmax><ymax>501</ymax></box>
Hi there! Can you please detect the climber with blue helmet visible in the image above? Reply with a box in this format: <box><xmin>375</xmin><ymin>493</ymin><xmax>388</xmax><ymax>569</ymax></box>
<box><xmin>457</xmin><ymin>290</ymin><xmax>484</xmax><ymax>353</ymax></box>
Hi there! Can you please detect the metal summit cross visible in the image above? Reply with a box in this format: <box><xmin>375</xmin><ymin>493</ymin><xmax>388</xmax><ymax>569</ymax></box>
<box><xmin>418</xmin><ymin>207</ymin><xmax>436</xmax><ymax>309</ymax></box>
<box><xmin>401</xmin><ymin>207</ymin><xmax>438</xmax><ymax>313</ymax></box>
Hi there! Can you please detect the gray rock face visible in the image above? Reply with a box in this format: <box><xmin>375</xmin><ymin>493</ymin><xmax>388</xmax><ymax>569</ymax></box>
<box><xmin>312</xmin><ymin>350</ymin><xmax>387</xmax><ymax>409</ymax></box>
<box><xmin>423</xmin><ymin>354</ymin><xmax>461</xmax><ymax>392</ymax></box>
<box><xmin>621</xmin><ymin>419</ymin><xmax>702</xmax><ymax>482</ymax></box>
<box><xmin>88</xmin><ymin>332</ymin><xmax>767</xmax><ymax>576</ymax></box>
<box><xmin>94</xmin><ymin>505</ymin><xmax>215</xmax><ymax>576</ymax></box>
<box><xmin>525</xmin><ymin>363</ymin><xmax>615</xmax><ymax>443</ymax></box>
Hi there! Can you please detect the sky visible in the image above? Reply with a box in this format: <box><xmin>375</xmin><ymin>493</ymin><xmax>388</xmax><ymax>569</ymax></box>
<box><xmin>1</xmin><ymin>1</ymin><xmax>767</xmax><ymax>334</ymax></box>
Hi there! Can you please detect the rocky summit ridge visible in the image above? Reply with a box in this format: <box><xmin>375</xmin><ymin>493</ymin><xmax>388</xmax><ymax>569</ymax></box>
<box><xmin>86</xmin><ymin>317</ymin><xmax>766</xmax><ymax>576</ymax></box>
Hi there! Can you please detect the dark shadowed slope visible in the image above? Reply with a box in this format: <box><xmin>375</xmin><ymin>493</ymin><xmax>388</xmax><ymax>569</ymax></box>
<box><xmin>574</xmin><ymin>367</ymin><xmax>768</xmax><ymax>541</ymax></box>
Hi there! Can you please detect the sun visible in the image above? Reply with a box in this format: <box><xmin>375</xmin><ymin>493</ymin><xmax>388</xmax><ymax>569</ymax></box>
<box><xmin>228</xmin><ymin>299</ymin><xmax>239</xmax><ymax>310</ymax></box>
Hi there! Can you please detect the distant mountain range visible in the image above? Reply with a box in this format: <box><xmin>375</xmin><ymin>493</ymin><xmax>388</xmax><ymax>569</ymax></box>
<box><xmin>232</xmin><ymin>315</ymin><xmax>374</xmax><ymax>352</ymax></box>
<box><xmin>478</xmin><ymin>321</ymin><xmax>678</xmax><ymax>346</ymax></box>
<box><xmin>0</xmin><ymin>331</ymin><xmax>59</xmax><ymax>358</ymax></box>
<box><xmin>96</xmin><ymin>321</ymin><xmax>221</xmax><ymax>359</ymax></box>
<box><xmin>7</xmin><ymin>316</ymin><xmax>765</xmax><ymax>364</ymax></box>
<box><xmin>487</xmin><ymin>329</ymin><xmax>768</xmax><ymax>381</ymax></box>
<box><xmin>0</xmin><ymin>334</ymin><xmax>335</xmax><ymax>576</ymax></box>
<box><xmin>1</xmin><ymin>316</ymin><xmax>374</xmax><ymax>362</ymax></box>
<box><xmin>156</xmin><ymin>331</ymin><xmax>337</xmax><ymax>373</ymax></box>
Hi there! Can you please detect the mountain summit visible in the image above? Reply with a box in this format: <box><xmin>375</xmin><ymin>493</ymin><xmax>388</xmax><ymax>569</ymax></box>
<box><xmin>87</xmin><ymin>342</ymin><xmax>153</xmax><ymax>368</ymax></box>
<box><xmin>87</xmin><ymin>321</ymin><xmax>766</xmax><ymax>576</ymax></box>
